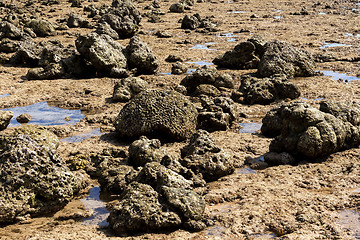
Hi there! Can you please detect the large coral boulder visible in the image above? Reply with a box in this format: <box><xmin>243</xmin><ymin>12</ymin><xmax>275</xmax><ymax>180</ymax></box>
<box><xmin>0</xmin><ymin>127</ymin><xmax>87</xmax><ymax>223</ymax></box>
<box><xmin>238</xmin><ymin>74</ymin><xmax>300</xmax><ymax>104</ymax></box>
<box><xmin>261</xmin><ymin>101</ymin><xmax>360</xmax><ymax>160</ymax></box>
<box><xmin>107</xmin><ymin>182</ymin><xmax>181</xmax><ymax>234</ymax></box>
<box><xmin>125</xmin><ymin>36</ymin><xmax>159</xmax><ymax>74</ymax></box>
<box><xmin>75</xmin><ymin>32</ymin><xmax>127</xmax><ymax>74</ymax></box>
<box><xmin>181</xmin><ymin>130</ymin><xmax>235</xmax><ymax>181</ymax></box>
<box><xmin>258</xmin><ymin>40</ymin><xmax>316</xmax><ymax>78</ymax></box>
<box><xmin>114</xmin><ymin>89</ymin><xmax>198</xmax><ymax>141</ymax></box>
<box><xmin>98</xmin><ymin>0</ymin><xmax>142</xmax><ymax>39</ymax></box>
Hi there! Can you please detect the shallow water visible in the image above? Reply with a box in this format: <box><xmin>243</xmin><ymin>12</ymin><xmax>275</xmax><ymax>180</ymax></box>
<box><xmin>320</xmin><ymin>42</ymin><xmax>351</xmax><ymax>49</ymax></box>
<box><xmin>227</xmin><ymin>10</ymin><xmax>246</xmax><ymax>14</ymax></box>
<box><xmin>217</xmin><ymin>33</ymin><xmax>238</xmax><ymax>42</ymax></box>
<box><xmin>237</xmin><ymin>167</ymin><xmax>257</xmax><ymax>174</ymax></box>
<box><xmin>81</xmin><ymin>186</ymin><xmax>110</xmax><ymax>227</ymax></box>
<box><xmin>187</xmin><ymin>68</ymin><xmax>196</xmax><ymax>74</ymax></box>
<box><xmin>186</xmin><ymin>60</ymin><xmax>214</xmax><ymax>66</ymax></box>
<box><xmin>206</xmin><ymin>225</ymin><xmax>227</xmax><ymax>237</ymax></box>
<box><xmin>322</xmin><ymin>71</ymin><xmax>360</xmax><ymax>82</ymax></box>
<box><xmin>190</xmin><ymin>42</ymin><xmax>217</xmax><ymax>51</ymax></box>
<box><xmin>345</xmin><ymin>33</ymin><xmax>360</xmax><ymax>37</ymax></box>
<box><xmin>274</xmin><ymin>16</ymin><xmax>282</xmax><ymax>19</ymax></box>
<box><xmin>338</xmin><ymin>209</ymin><xmax>360</xmax><ymax>239</ymax></box>
<box><xmin>159</xmin><ymin>72</ymin><xmax>172</xmax><ymax>75</ymax></box>
<box><xmin>318</xmin><ymin>12</ymin><xmax>327</xmax><ymax>15</ymax></box>
<box><xmin>239</xmin><ymin>123</ymin><xmax>262</xmax><ymax>133</ymax></box>
<box><xmin>61</xmin><ymin>128</ymin><xmax>102</xmax><ymax>143</ymax></box>
<box><xmin>2</xmin><ymin>101</ymin><xmax>85</xmax><ymax>127</ymax></box>
<box><xmin>301</xmin><ymin>97</ymin><xmax>324</xmax><ymax>101</ymax></box>
<box><xmin>249</xmin><ymin>232</ymin><xmax>277</xmax><ymax>239</ymax></box>
<box><xmin>0</xmin><ymin>93</ymin><xmax>10</xmax><ymax>97</ymax></box>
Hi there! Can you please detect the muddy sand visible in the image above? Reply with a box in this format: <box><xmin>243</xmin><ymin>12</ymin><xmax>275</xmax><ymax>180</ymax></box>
<box><xmin>0</xmin><ymin>0</ymin><xmax>360</xmax><ymax>239</ymax></box>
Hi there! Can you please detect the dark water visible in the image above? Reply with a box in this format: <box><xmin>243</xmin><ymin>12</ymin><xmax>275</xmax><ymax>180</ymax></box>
<box><xmin>61</xmin><ymin>128</ymin><xmax>102</xmax><ymax>143</ymax></box>
<box><xmin>322</xmin><ymin>71</ymin><xmax>360</xmax><ymax>82</ymax></box>
<box><xmin>2</xmin><ymin>101</ymin><xmax>85</xmax><ymax>127</ymax></box>
<box><xmin>239</xmin><ymin>123</ymin><xmax>262</xmax><ymax>133</ymax></box>
<box><xmin>81</xmin><ymin>186</ymin><xmax>110</xmax><ymax>227</ymax></box>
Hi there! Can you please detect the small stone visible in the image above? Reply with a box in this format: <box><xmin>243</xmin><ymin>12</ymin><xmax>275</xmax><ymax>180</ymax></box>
<box><xmin>16</xmin><ymin>113</ymin><xmax>32</xmax><ymax>123</ymax></box>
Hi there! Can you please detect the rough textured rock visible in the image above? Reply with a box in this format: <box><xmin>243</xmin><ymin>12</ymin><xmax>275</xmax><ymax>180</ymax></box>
<box><xmin>171</xmin><ymin>62</ymin><xmax>188</xmax><ymax>75</ymax></box>
<box><xmin>107</xmin><ymin>182</ymin><xmax>181</xmax><ymax>234</ymax></box>
<box><xmin>112</xmin><ymin>77</ymin><xmax>148</xmax><ymax>102</ymax></box>
<box><xmin>128</xmin><ymin>136</ymin><xmax>168</xmax><ymax>167</ymax></box>
<box><xmin>197</xmin><ymin>96</ymin><xmax>239</xmax><ymax>132</ymax></box>
<box><xmin>180</xmin><ymin>65</ymin><xmax>234</xmax><ymax>94</ymax></box>
<box><xmin>98</xmin><ymin>0</ymin><xmax>142</xmax><ymax>39</ymax></box>
<box><xmin>258</xmin><ymin>40</ymin><xmax>316</xmax><ymax>78</ymax></box>
<box><xmin>29</xmin><ymin>19</ymin><xmax>56</xmax><ymax>37</ymax></box>
<box><xmin>181</xmin><ymin>14</ymin><xmax>201</xmax><ymax>30</ymax></box>
<box><xmin>10</xmin><ymin>40</ymin><xmax>42</xmax><ymax>67</ymax></box>
<box><xmin>213</xmin><ymin>35</ymin><xmax>266</xmax><ymax>69</ymax></box>
<box><xmin>0</xmin><ymin>21</ymin><xmax>23</xmax><ymax>40</ymax></box>
<box><xmin>194</xmin><ymin>84</ymin><xmax>221</xmax><ymax>97</ymax></box>
<box><xmin>0</xmin><ymin>111</ymin><xmax>13</xmax><ymax>130</ymax></box>
<box><xmin>67</xmin><ymin>13</ymin><xmax>89</xmax><ymax>28</ymax></box>
<box><xmin>0</xmin><ymin>38</ymin><xmax>20</xmax><ymax>53</ymax></box>
<box><xmin>261</xmin><ymin>101</ymin><xmax>360</xmax><ymax>159</ymax></box>
<box><xmin>126</xmin><ymin>36</ymin><xmax>159</xmax><ymax>74</ymax></box>
<box><xmin>238</xmin><ymin>74</ymin><xmax>301</xmax><ymax>104</ymax></box>
<box><xmin>181</xmin><ymin>130</ymin><xmax>234</xmax><ymax>181</ymax></box>
<box><xmin>26</xmin><ymin>63</ymin><xmax>66</xmax><ymax>80</ymax></box>
<box><xmin>114</xmin><ymin>89</ymin><xmax>198</xmax><ymax>141</ymax></box>
<box><xmin>0</xmin><ymin>129</ymin><xmax>86</xmax><ymax>223</ymax></box>
<box><xmin>95</xmin><ymin>22</ymin><xmax>119</xmax><ymax>40</ymax></box>
<box><xmin>75</xmin><ymin>32</ymin><xmax>127</xmax><ymax>74</ymax></box>
<box><xmin>169</xmin><ymin>3</ymin><xmax>185</xmax><ymax>13</ymax></box>
<box><xmin>16</xmin><ymin>113</ymin><xmax>32</xmax><ymax>123</ymax></box>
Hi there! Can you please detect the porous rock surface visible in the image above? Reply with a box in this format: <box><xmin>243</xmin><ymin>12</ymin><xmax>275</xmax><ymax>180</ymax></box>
<box><xmin>75</xmin><ymin>32</ymin><xmax>127</xmax><ymax>74</ymax></box>
<box><xmin>112</xmin><ymin>77</ymin><xmax>148</xmax><ymax>102</ymax></box>
<box><xmin>98</xmin><ymin>0</ymin><xmax>142</xmax><ymax>39</ymax></box>
<box><xmin>197</xmin><ymin>96</ymin><xmax>239</xmax><ymax>132</ymax></box>
<box><xmin>180</xmin><ymin>65</ymin><xmax>234</xmax><ymax>94</ymax></box>
<box><xmin>0</xmin><ymin>111</ymin><xmax>13</xmax><ymax>130</ymax></box>
<box><xmin>0</xmin><ymin>126</ymin><xmax>87</xmax><ymax>223</ymax></box>
<box><xmin>213</xmin><ymin>35</ymin><xmax>266</xmax><ymax>69</ymax></box>
<box><xmin>238</xmin><ymin>74</ymin><xmax>301</xmax><ymax>104</ymax></box>
<box><xmin>261</xmin><ymin>101</ymin><xmax>360</xmax><ymax>160</ymax></box>
<box><xmin>181</xmin><ymin>129</ymin><xmax>235</xmax><ymax>181</ymax></box>
<box><xmin>258</xmin><ymin>40</ymin><xmax>316</xmax><ymax>78</ymax></box>
<box><xmin>125</xmin><ymin>36</ymin><xmax>159</xmax><ymax>74</ymax></box>
<box><xmin>114</xmin><ymin>89</ymin><xmax>198</xmax><ymax>141</ymax></box>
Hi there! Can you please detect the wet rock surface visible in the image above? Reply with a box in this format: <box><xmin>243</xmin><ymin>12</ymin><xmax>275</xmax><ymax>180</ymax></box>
<box><xmin>114</xmin><ymin>89</ymin><xmax>198</xmax><ymax>141</ymax></box>
<box><xmin>0</xmin><ymin>127</ymin><xmax>87</xmax><ymax>223</ymax></box>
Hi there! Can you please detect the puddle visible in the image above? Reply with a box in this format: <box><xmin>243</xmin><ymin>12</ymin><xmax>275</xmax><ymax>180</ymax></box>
<box><xmin>159</xmin><ymin>72</ymin><xmax>172</xmax><ymax>75</ymax></box>
<box><xmin>249</xmin><ymin>232</ymin><xmax>277</xmax><ymax>239</ymax></box>
<box><xmin>2</xmin><ymin>101</ymin><xmax>85</xmax><ymax>127</ymax></box>
<box><xmin>338</xmin><ymin>209</ymin><xmax>360</xmax><ymax>239</ymax></box>
<box><xmin>345</xmin><ymin>33</ymin><xmax>360</xmax><ymax>37</ymax></box>
<box><xmin>301</xmin><ymin>97</ymin><xmax>324</xmax><ymax>101</ymax></box>
<box><xmin>227</xmin><ymin>10</ymin><xmax>246</xmax><ymax>14</ymax></box>
<box><xmin>217</xmin><ymin>33</ymin><xmax>238</xmax><ymax>42</ymax></box>
<box><xmin>239</xmin><ymin>122</ymin><xmax>262</xmax><ymax>133</ymax></box>
<box><xmin>237</xmin><ymin>167</ymin><xmax>257</xmax><ymax>174</ymax></box>
<box><xmin>61</xmin><ymin>128</ymin><xmax>102</xmax><ymax>143</ymax></box>
<box><xmin>186</xmin><ymin>60</ymin><xmax>214</xmax><ymax>66</ymax></box>
<box><xmin>274</xmin><ymin>16</ymin><xmax>283</xmax><ymax>19</ymax></box>
<box><xmin>190</xmin><ymin>42</ymin><xmax>217</xmax><ymax>51</ymax></box>
<box><xmin>81</xmin><ymin>186</ymin><xmax>110</xmax><ymax>227</ymax></box>
<box><xmin>318</xmin><ymin>12</ymin><xmax>327</xmax><ymax>15</ymax></box>
<box><xmin>322</xmin><ymin>70</ymin><xmax>360</xmax><ymax>82</ymax></box>
<box><xmin>0</xmin><ymin>93</ymin><xmax>10</xmax><ymax>97</ymax></box>
<box><xmin>187</xmin><ymin>68</ymin><xmax>196</xmax><ymax>74</ymax></box>
<box><xmin>206</xmin><ymin>225</ymin><xmax>227</xmax><ymax>237</ymax></box>
<box><xmin>320</xmin><ymin>42</ymin><xmax>351</xmax><ymax>49</ymax></box>
<box><xmin>274</xmin><ymin>10</ymin><xmax>282</xmax><ymax>12</ymax></box>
